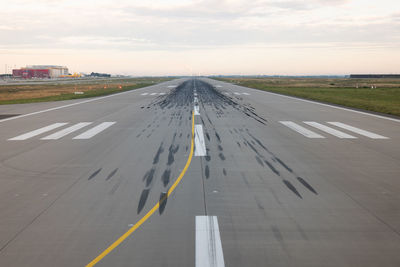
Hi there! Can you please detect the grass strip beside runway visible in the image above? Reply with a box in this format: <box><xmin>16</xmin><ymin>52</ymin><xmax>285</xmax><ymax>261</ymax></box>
<box><xmin>216</xmin><ymin>77</ymin><xmax>400</xmax><ymax>117</ymax></box>
<box><xmin>0</xmin><ymin>77</ymin><xmax>173</xmax><ymax>105</ymax></box>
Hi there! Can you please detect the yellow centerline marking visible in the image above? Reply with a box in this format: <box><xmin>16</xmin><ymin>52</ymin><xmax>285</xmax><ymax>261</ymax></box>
<box><xmin>86</xmin><ymin>111</ymin><xmax>195</xmax><ymax>267</ymax></box>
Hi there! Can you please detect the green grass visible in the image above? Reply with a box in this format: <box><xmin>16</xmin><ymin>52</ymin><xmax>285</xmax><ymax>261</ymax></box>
<box><xmin>216</xmin><ymin>78</ymin><xmax>400</xmax><ymax>117</ymax></box>
<box><xmin>0</xmin><ymin>77</ymin><xmax>173</xmax><ymax>105</ymax></box>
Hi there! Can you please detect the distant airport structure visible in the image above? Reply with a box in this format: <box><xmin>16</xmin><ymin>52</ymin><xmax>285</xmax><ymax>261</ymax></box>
<box><xmin>12</xmin><ymin>65</ymin><xmax>69</xmax><ymax>79</ymax></box>
<box><xmin>350</xmin><ymin>74</ymin><xmax>400</xmax><ymax>78</ymax></box>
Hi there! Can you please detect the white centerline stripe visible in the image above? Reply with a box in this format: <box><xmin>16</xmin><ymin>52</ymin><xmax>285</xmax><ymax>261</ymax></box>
<box><xmin>280</xmin><ymin>121</ymin><xmax>325</xmax><ymax>138</ymax></box>
<box><xmin>327</xmin><ymin>122</ymin><xmax>389</xmax><ymax>139</ymax></box>
<box><xmin>242</xmin><ymin>92</ymin><xmax>250</xmax><ymax>95</ymax></box>
<box><xmin>194</xmin><ymin>124</ymin><xmax>206</xmax><ymax>156</ymax></box>
<box><xmin>41</xmin><ymin>122</ymin><xmax>92</xmax><ymax>140</ymax></box>
<box><xmin>194</xmin><ymin>96</ymin><xmax>199</xmax><ymax>103</ymax></box>
<box><xmin>8</xmin><ymin>123</ymin><xmax>68</xmax><ymax>140</ymax></box>
<box><xmin>159</xmin><ymin>93</ymin><xmax>166</xmax><ymax>95</ymax></box>
<box><xmin>150</xmin><ymin>93</ymin><xmax>157</xmax><ymax>96</ymax></box>
<box><xmin>196</xmin><ymin>216</ymin><xmax>225</xmax><ymax>267</ymax></box>
<box><xmin>234</xmin><ymin>92</ymin><xmax>240</xmax><ymax>95</ymax></box>
<box><xmin>304</xmin><ymin>121</ymin><xmax>356</xmax><ymax>139</ymax></box>
<box><xmin>194</xmin><ymin>106</ymin><xmax>200</xmax><ymax>116</ymax></box>
<box><xmin>141</xmin><ymin>93</ymin><xmax>148</xmax><ymax>96</ymax></box>
<box><xmin>73</xmin><ymin>122</ymin><xmax>116</xmax><ymax>140</ymax></box>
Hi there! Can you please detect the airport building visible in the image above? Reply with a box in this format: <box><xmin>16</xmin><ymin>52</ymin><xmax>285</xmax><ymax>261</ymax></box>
<box><xmin>12</xmin><ymin>65</ymin><xmax>69</xmax><ymax>79</ymax></box>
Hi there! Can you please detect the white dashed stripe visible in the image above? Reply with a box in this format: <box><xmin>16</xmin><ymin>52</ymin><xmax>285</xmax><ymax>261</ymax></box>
<box><xmin>41</xmin><ymin>122</ymin><xmax>92</xmax><ymax>140</ymax></box>
<box><xmin>196</xmin><ymin>216</ymin><xmax>225</xmax><ymax>267</ymax></box>
<box><xmin>9</xmin><ymin>123</ymin><xmax>68</xmax><ymax>140</ymax></box>
<box><xmin>280</xmin><ymin>121</ymin><xmax>325</xmax><ymax>138</ymax></box>
<box><xmin>73</xmin><ymin>122</ymin><xmax>116</xmax><ymax>140</ymax></box>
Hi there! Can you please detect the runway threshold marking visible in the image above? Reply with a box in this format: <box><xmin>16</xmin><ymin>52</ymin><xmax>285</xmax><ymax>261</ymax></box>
<box><xmin>327</xmin><ymin>122</ymin><xmax>389</xmax><ymax>139</ymax></box>
<box><xmin>41</xmin><ymin>122</ymin><xmax>92</xmax><ymax>140</ymax></box>
<box><xmin>8</xmin><ymin>123</ymin><xmax>68</xmax><ymax>140</ymax></box>
<box><xmin>196</xmin><ymin>216</ymin><xmax>225</xmax><ymax>267</ymax></box>
<box><xmin>280</xmin><ymin>121</ymin><xmax>325</xmax><ymax>138</ymax></box>
<box><xmin>73</xmin><ymin>122</ymin><xmax>116</xmax><ymax>140</ymax></box>
<box><xmin>303</xmin><ymin>121</ymin><xmax>356</xmax><ymax>139</ymax></box>
<box><xmin>86</xmin><ymin>112</ymin><xmax>195</xmax><ymax>267</ymax></box>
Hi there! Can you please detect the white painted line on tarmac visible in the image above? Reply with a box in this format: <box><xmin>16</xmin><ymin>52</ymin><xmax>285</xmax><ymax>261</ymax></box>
<box><xmin>194</xmin><ymin>93</ymin><xmax>198</xmax><ymax>96</ymax></box>
<box><xmin>141</xmin><ymin>93</ymin><xmax>148</xmax><ymax>96</ymax></box>
<box><xmin>167</xmin><ymin>85</ymin><xmax>177</xmax><ymax>88</ymax></box>
<box><xmin>242</xmin><ymin>92</ymin><xmax>250</xmax><ymax>95</ymax></box>
<box><xmin>8</xmin><ymin>123</ymin><xmax>68</xmax><ymax>140</ymax></box>
<box><xmin>159</xmin><ymin>93</ymin><xmax>166</xmax><ymax>95</ymax></box>
<box><xmin>234</xmin><ymin>92</ymin><xmax>240</xmax><ymax>95</ymax></box>
<box><xmin>73</xmin><ymin>122</ymin><xmax>116</xmax><ymax>140</ymax></box>
<box><xmin>194</xmin><ymin>124</ymin><xmax>206</xmax><ymax>156</ymax></box>
<box><xmin>41</xmin><ymin>122</ymin><xmax>92</xmax><ymax>140</ymax></box>
<box><xmin>150</xmin><ymin>93</ymin><xmax>157</xmax><ymax>96</ymax></box>
<box><xmin>0</xmin><ymin>82</ymin><xmax>173</xmax><ymax>124</ymax></box>
<box><xmin>327</xmin><ymin>122</ymin><xmax>388</xmax><ymax>139</ymax></box>
<box><xmin>280</xmin><ymin>121</ymin><xmax>325</xmax><ymax>138</ymax></box>
<box><xmin>196</xmin><ymin>216</ymin><xmax>225</xmax><ymax>267</ymax></box>
<box><xmin>303</xmin><ymin>121</ymin><xmax>357</xmax><ymax>139</ymax></box>
<box><xmin>194</xmin><ymin>106</ymin><xmax>200</xmax><ymax>115</ymax></box>
<box><xmin>246</xmin><ymin>88</ymin><xmax>400</xmax><ymax>123</ymax></box>
<box><xmin>194</xmin><ymin>96</ymin><xmax>199</xmax><ymax>103</ymax></box>
<box><xmin>216</xmin><ymin>85</ymin><xmax>222</xmax><ymax>87</ymax></box>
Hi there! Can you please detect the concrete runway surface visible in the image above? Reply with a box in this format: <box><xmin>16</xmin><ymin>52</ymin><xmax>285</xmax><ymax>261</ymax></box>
<box><xmin>0</xmin><ymin>78</ymin><xmax>399</xmax><ymax>266</ymax></box>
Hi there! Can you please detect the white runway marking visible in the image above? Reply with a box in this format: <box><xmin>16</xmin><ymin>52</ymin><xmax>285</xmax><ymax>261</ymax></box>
<box><xmin>327</xmin><ymin>122</ymin><xmax>388</xmax><ymax>139</ymax></box>
<box><xmin>73</xmin><ymin>122</ymin><xmax>116</xmax><ymax>140</ymax></box>
<box><xmin>303</xmin><ymin>122</ymin><xmax>356</xmax><ymax>139</ymax></box>
<box><xmin>242</xmin><ymin>92</ymin><xmax>250</xmax><ymax>95</ymax></box>
<box><xmin>150</xmin><ymin>93</ymin><xmax>157</xmax><ymax>96</ymax></box>
<box><xmin>9</xmin><ymin>123</ymin><xmax>68</xmax><ymax>140</ymax></box>
<box><xmin>140</xmin><ymin>93</ymin><xmax>148</xmax><ymax>96</ymax></box>
<box><xmin>196</xmin><ymin>216</ymin><xmax>225</xmax><ymax>267</ymax></box>
<box><xmin>216</xmin><ymin>85</ymin><xmax>222</xmax><ymax>87</ymax></box>
<box><xmin>41</xmin><ymin>122</ymin><xmax>92</xmax><ymax>140</ymax></box>
<box><xmin>280</xmin><ymin>121</ymin><xmax>325</xmax><ymax>138</ymax></box>
<box><xmin>194</xmin><ymin>124</ymin><xmax>206</xmax><ymax>156</ymax></box>
<box><xmin>234</xmin><ymin>92</ymin><xmax>240</xmax><ymax>95</ymax></box>
<box><xmin>194</xmin><ymin>96</ymin><xmax>199</xmax><ymax>104</ymax></box>
<box><xmin>167</xmin><ymin>85</ymin><xmax>177</xmax><ymax>88</ymax></box>
<box><xmin>159</xmin><ymin>93</ymin><xmax>166</xmax><ymax>95</ymax></box>
<box><xmin>194</xmin><ymin>106</ymin><xmax>200</xmax><ymax>116</ymax></box>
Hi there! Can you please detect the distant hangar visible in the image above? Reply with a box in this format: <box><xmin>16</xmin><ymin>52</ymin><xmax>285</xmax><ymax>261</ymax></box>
<box><xmin>13</xmin><ymin>65</ymin><xmax>69</xmax><ymax>79</ymax></box>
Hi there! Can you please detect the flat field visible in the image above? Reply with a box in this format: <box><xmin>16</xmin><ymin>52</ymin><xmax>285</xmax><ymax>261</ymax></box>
<box><xmin>0</xmin><ymin>77</ymin><xmax>172</xmax><ymax>105</ymax></box>
<box><xmin>216</xmin><ymin>77</ymin><xmax>400</xmax><ymax>117</ymax></box>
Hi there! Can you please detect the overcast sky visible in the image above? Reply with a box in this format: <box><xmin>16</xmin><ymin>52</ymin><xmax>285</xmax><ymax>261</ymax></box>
<box><xmin>1</xmin><ymin>0</ymin><xmax>399</xmax><ymax>75</ymax></box>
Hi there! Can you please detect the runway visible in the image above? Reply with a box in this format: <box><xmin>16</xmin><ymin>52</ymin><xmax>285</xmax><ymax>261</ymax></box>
<box><xmin>0</xmin><ymin>78</ymin><xmax>399</xmax><ymax>266</ymax></box>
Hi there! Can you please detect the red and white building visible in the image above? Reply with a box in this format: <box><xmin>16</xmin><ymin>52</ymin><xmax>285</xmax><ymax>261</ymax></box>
<box><xmin>12</xmin><ymin>65</ymin><xmax>69</xmax><ymax>79</ymax></box>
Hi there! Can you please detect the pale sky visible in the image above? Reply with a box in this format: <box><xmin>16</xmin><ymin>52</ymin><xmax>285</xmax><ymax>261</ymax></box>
<box><xmin>1</xmin><ymin>0</ymin><xmax>399</xmax><ymax>75</ymax></box>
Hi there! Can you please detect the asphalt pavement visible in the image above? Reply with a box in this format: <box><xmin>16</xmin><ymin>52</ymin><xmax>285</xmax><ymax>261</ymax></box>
<box><xmin>0</xmin><ymin>78</ymin><xmax>399</xmax><ymax>267</ymax></box>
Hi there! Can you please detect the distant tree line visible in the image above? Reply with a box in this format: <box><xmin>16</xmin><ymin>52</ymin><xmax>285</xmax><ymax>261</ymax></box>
<box><xmin>90</xmin><ymin>72</ymin><xmax>111</xmax><ymax>77</ymax></box>
<box><xmin>350</xmin><ymin>74</ymin><xmax>400</xmax><ymax>79</ymax></box>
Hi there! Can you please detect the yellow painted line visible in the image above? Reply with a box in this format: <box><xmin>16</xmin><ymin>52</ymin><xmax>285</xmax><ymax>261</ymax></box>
<box><xmin>86</xmin><ymin>111</ymin><xmax>195</xmax><ymax>267</ymax></box>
